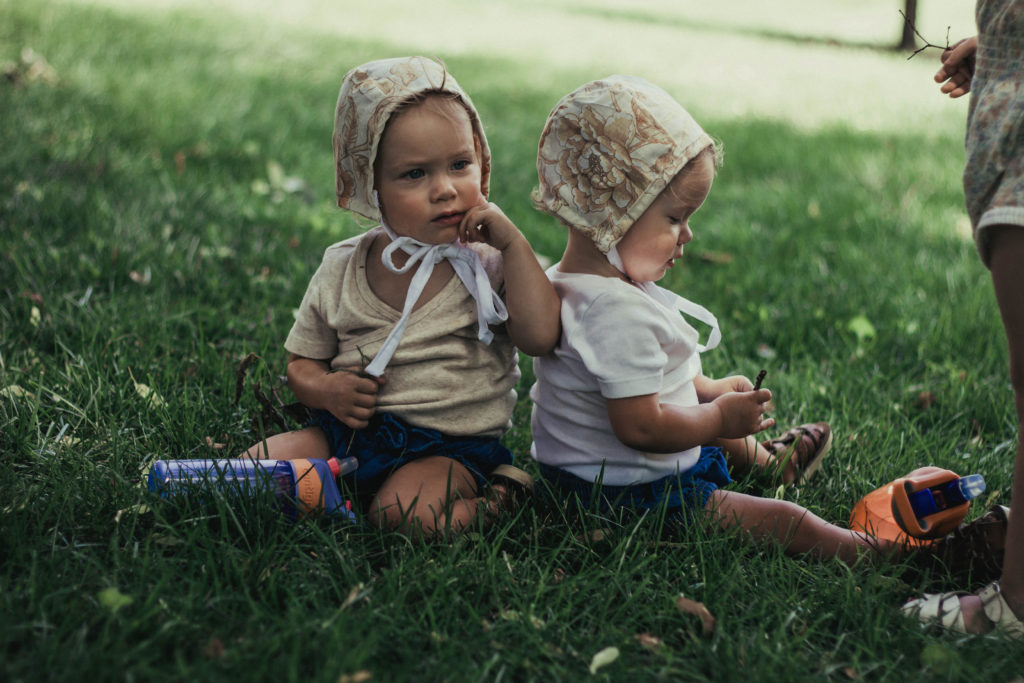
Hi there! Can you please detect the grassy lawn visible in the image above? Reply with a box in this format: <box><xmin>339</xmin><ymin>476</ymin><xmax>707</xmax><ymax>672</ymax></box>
<box><xmin>2</xmin><ymin>0</ymin><xmax>1021</xmax><ymax>680</ymax></box>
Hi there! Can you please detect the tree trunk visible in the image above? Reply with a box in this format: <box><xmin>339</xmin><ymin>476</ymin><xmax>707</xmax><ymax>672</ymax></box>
<box><xmin>900</xmin><ymin>0</ymin><xmax>920</xmax><ymax>50</ymax></box>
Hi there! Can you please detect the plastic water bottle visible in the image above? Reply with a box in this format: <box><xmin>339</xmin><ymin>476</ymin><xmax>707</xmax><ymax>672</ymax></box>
<box><xmin>907</xmin><ymin>473</ymin><xmax>986</xmax><ymax>519</ymax></box>
<box><xmin>851</xmin><ymin>467</ymin><xmax>985</xmax><ymax>542</ymax></box>
<box><xmin>148</xmin><ymin>456</ymin><xmax>358</xmax><ymax>521</ymax></box>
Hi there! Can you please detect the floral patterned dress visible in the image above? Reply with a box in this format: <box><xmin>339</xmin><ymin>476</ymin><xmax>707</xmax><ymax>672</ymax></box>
<box><xmin>964</xmin><ymin>0</ymin><xmax>1024</xmax><ymax>266</ymax></box>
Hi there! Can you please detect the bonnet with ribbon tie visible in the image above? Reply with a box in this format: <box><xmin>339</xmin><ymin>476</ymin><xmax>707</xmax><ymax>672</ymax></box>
<box><xmin>333</xmin><ymin>57</ymin><xmax>507</xmax><ymax>377</ymax></box>
<box><xmin>533</xmin><ymin>75</ymin><xmax>722</xmax><ymax>353</ymax></box>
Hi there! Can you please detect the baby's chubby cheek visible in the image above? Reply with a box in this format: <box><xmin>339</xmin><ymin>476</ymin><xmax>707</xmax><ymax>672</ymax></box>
<box><xmin>468</xmin><ymin>190</ymin><xmax>488</xmax><ymax>208</ymax></box>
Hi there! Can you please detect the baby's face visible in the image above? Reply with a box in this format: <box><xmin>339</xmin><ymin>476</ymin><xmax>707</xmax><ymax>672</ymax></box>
<box><xmin>615</xmin><ymin>154</ymin><xmax>714</xmax><ymax>282</ymax></box>
<box><xmin>374</xmin><ymin>97</ymin><xmax>485</xmax><ymax>244</ymax></box>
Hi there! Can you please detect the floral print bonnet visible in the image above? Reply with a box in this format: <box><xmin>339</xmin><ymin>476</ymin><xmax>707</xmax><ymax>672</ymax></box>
<box><xmin>331</xmin><ymin>57</ymin><xmax>504</xmax><ymax>377</ymax></box>
<box><xmin>533</xmin><ymin>75</ymin><xmax>713</xmax><ymax>254</ymax></box>
<box><xmin>333</xmin><ymin>56</ymin><xmax>492</xmax><ymax>221</ymax></box>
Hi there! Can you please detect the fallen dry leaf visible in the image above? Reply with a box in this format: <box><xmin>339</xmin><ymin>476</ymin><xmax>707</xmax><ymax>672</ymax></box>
<box><xmin>203</xmin><ymin>636</ymin><xmax>225</xmax><ymax>659</ymax></box>
<box><xmin>1</xmin><ymin>385</ymin><xmax>32</xmax><ymax>400</ymax></box>
<box><xmin>340</xmin><ymin>584</ymin><xmax>367</xmax><ymax>610</ymax></box>
<box><xmin>133</xmin><ymin>380</ymin><xmax>166</xmax><ymax>408</ymax></box>
<box><xmin>338</xmin><ymin>671</ymin><xmax>372</xmax><ymax>683</ymax></box>
<box><xmin>915</xmin><ymin>390</ymin><xmax>937</xmax><ymax>410</ymax></box>
<box><xmin>114</xmin><ymin>504</ymin><xmax>150</xmax><ymax>523</ymax></box>
<box><xmin>129</xmin><ymin>267</ymin><xmax>151</xmax><ymax>285</ymax></box>
<box><xmin>676</xmin><ymin>595</ymin><xmax>716</xmax><ymax>636</ymax></box>
<box><xmin>588</xmin><ymin>646</ymin><xmax>619</xmax><ymax>675</ymax></box>
<box><xmin>19</xmin><ymin>290</ymin><xmax>44</xmax><ymax>306</ymax></box>
<box><xmin>97</xmin><ymin>587</ymin><xmax>133</xmax><ymax>614</ymax></box>
<box><xmin>635</xmin><ymin>632</ymin><xmax>664</xmax><ymax>651</ymax></box>
<box><xmin>498</xmin><ymin>609</ymin><xmax>545</xmax><ymax>629</ymax></box>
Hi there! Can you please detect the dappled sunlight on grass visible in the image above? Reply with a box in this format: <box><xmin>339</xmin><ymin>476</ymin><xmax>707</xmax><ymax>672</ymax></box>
<box><xmin>71</xmin><ymin>0</ymin><xmax>975</xmax><ymax>133</ymax></box>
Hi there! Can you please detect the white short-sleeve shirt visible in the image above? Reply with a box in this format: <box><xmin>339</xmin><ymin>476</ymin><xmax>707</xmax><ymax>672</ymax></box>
<box><xmin>530</xmin><ymin>267</ymin><xmax>705</xmax><ymax>485</ymax></box>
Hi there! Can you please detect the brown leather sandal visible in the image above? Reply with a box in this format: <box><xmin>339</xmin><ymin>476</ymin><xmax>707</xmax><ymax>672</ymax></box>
<box><xmin>761</xmin><ymin>422</ymin><xmax>833</xmax><ymax>485</ymax></box>
<box><xmin>488</xmin><ymin>464</ymin><xmax>535</xmax><ymax>511</ymax></box>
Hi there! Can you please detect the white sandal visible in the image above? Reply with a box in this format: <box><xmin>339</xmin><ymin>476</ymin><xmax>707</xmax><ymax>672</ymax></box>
<box><xmin>901</xmin><ymin>590</ymin><xmax>971</xmax><ymax>631</ymax></box>
<box><xmin>902</xmin><ymin>581</ymin><xmax>1024</xmax><ymax>637</ymax></box>
<box><xmin>978</xmin><ymin>582</ymin><xmax>1024</xmax><ymax>637</ymax></box>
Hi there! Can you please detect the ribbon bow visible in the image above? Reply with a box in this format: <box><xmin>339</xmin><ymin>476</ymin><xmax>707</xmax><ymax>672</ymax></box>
<box><xmin>362</xmin><ymin>223</ymin><xmax>509</xmax><ymax>377</ymax></box>
<box><xmin>606</xmin><ymin>245</ymin><xmax>721</xmax><ymax>353</ymax></box>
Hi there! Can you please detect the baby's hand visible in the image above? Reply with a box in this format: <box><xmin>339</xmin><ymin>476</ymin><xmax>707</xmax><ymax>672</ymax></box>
<box><xmin>935</xmin><ymin>36</ymin><xmax>977</xmax><ymax>99</ymax></box>
<box><xmin>713</xmin><ymin>389</ymin><xmax>774</xmax><ymax>439</ymax></box>
<box><xmin>723</xmin><ymin>374</ymin><xmax>754</xmax><ymax>393</ymax></box>
<box><xmin>324</xmin><ymin>366</ymin><xmax>385</xmax><ymax>430</ymax></box>
<box><xmin>696</xmin><ymin>374</ymin><xmax>752</xmax><ymax>402</ymax></box>
<box><xmin>458</xmin><ymin>201</ymin><xmax>521</xmax><ymax>252</ymax></box>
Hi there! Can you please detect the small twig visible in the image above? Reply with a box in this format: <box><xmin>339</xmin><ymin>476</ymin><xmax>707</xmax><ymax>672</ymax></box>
<box><xmin>753</xmin><ymin>370</ymin><xmax>767</xmax><ymax>391</ymax></box>
<box><xmin>328</xmin><ymin>345</ymin><xmax>373</xmax><ymax>378</ymax></box>
<box><xmin>234</xmin><ymin>352</ymin><xmax>304</xmax><ymax>434</ymax></box>
<box><xmin>900</xmin><ymin>10</ymin><xmax>951</xmax><ymax>60</ymax></box>
<box><xmin>252</xmin><ymin>380</ymin><xmax>288</xmax><ymax>434</ymax></box>
<box><xmin>234</xmin><ymin>352</ymin><xmax>261</xmax><ymax>405</ymax></box>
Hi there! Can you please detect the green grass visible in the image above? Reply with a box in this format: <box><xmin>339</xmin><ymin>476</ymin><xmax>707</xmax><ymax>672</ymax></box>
<box><xmin>2</xmin><ymin>0</ymin><xmax>1022</xmax><ymax>680</ymax></box>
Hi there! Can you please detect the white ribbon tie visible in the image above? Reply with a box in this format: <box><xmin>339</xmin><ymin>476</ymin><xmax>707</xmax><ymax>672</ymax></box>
<box><xmin>362</xmin><ymin>216</ymin><xmax>508</xmax><ymax>377</ymax></box>
<box><xmin>606</xmin><ymin>245</ymin><xmax>721</xmax><ymax>353</ymax></box>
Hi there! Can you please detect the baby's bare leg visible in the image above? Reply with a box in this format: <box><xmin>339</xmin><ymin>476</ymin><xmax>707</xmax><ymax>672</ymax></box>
<box><xmin>716</xmin><ymin>436</ymin><xmax>772</xmax><ymax>474</ymax></box>
<box><xmin>718</xmin><ymin>428</ymin><xmax>833</xmax><ymax>486</ymax></box>
<box><xmin>239</xmin><ymin>427</ymin><xmax>331</xmax><ymax>462</ymax></box>
<box><xmin>370</xmin><ymin>456</ymin><xmax>497</xmax><ymax>536</ymax></box>
<box><xmin>703</xmin><ymin>489</ymin><xmax>890</xmax><ymax>564</ymax></box>
<box><xmin>717</xmin><ymin>436</ymin><xmax>800</xmax><ymax>485</ymax></box>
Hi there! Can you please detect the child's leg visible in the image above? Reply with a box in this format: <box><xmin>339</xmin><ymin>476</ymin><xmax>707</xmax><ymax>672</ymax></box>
<box><xmin>239</xmin><ymin>427</ymin><xmax>331</xmax><ymax>462</ymax></box>
<box><xmin>918</xmin><ymin>227</ymin><xmax>1024</xmax><ymax>631</ymax></box>
<box><xmin>716</xmin><ymin>436</ymin><xmax>772</xmax><ymax>476</ymax></box>
<box><xmin>370</xmin><ymin>456</ymin><xmax>507</xmax><ymax>536</ymax></box>
<box><xmin>702</xmin><ymin>489</ymin><xmax>893</xmax><ymax>564</ymax></box>
<box><xmin>716</xmin><ymin>436</ymin><xmax>802</xmax><ymax>485</ymax></box>
<box><xmin>980</xmin><ymin>227</ymin><xmax>1024</xmax><ymax>620</ymax></box>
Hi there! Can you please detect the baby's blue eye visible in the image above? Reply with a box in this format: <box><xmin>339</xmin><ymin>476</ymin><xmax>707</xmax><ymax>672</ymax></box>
<box><xmin>452</xmin><ymin>160</ymin><xmax>470</xmax><ymax>170</ymax></box>
<box><xmin>404</xmin><ymin>169</ymin><xmax>425</xmax><ymax>179</ymax></box>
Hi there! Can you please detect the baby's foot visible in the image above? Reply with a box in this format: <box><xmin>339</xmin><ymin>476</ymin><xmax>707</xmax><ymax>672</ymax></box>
<box><xmin>902</xmin><ymin>581</ymin><xmax>1024</xmax><ymax>636</ymax></box>
<box><xmin>486</xmin><ymin>464</ymin><xmax>535</xmax><ymax>514</ymax></box>
<box><xmin>954</xmin><ymin>594</ymin><xmax>992</xmax><ymax>633</ymax></box>
<box><xmin>761</xmin><ymin>422</ymin><xmax>832</xmax><ymax>486</ymax></box>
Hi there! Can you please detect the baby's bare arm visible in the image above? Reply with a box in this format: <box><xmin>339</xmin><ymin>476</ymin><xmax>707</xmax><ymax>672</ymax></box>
<box><xmin>459</xmin><ymin>202</ymin><xmax>560</xmax><ymax>356</ymax></box>
<box><xmin>286</xmin><ymin>353</ymin><xmax>384</xmax><ymax>429</ymax></box>
<box><xmin>497</xmin><ymin>234</ymin><xmax>560</xmax><ymax>355</ymax></box>
<box><xmin>606</xmin><ymin>389</ymin><xmax>774</xmax><ymax>453</ymax></box>
<box><xmin>694</xmin><ymin>373</ymin><xmax>755</xmax><ymax>403</ymax></box>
